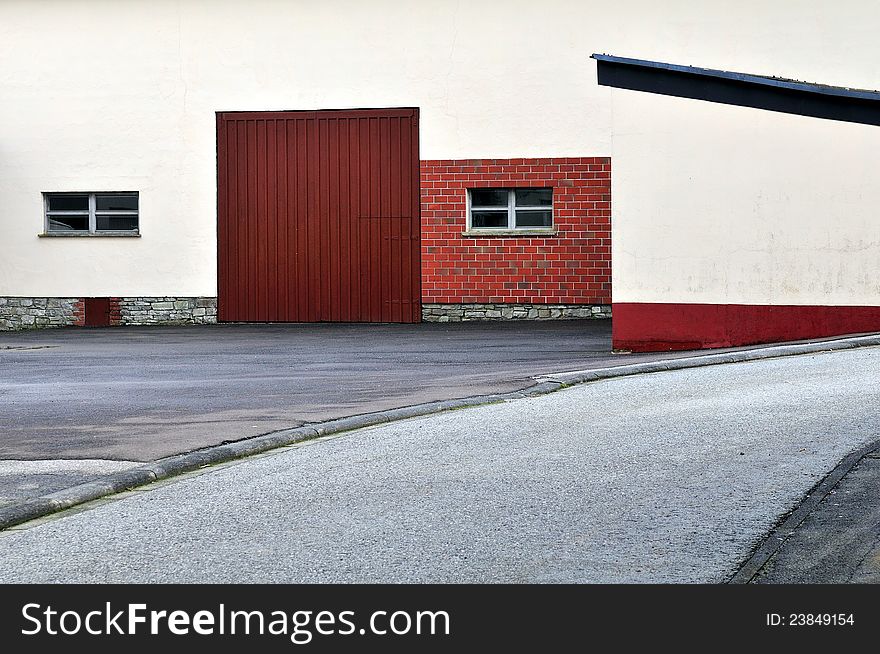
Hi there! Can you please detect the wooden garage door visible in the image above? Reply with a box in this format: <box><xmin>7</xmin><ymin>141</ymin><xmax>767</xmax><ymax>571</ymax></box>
<box><xmin>217</xmin><ymin>108</ymin><xmax>420</xmax><ymax>323</ymax></box>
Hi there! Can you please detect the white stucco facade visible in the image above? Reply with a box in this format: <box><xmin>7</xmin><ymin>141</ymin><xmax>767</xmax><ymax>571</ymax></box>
<box><xmin>1</xmin><ymin>0</ymin><xmax>879</xmax><ymax>310</ymax></box>
<box><xmin>1</xmin><ymin>0</ymin><xmax>612</xmax><ymax>297</ymax></box>
<box><xmin>612</xmin><ymin>91</ymin><xmax>880</xmax><ymax>306</ymax></box>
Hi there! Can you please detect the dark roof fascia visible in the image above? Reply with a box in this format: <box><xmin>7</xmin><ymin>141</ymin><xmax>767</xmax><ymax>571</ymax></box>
<box><xmin>591</xmin><ymin>53</ymin><xmax>880</xmax><ymax>126</ymax></box>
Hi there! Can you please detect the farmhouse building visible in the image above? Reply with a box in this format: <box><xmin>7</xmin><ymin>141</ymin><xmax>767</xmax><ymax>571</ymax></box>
<box><xmin>2</xmin><ymin>1</ymin><xmax>878</xmax><ymax>351</ymax></box>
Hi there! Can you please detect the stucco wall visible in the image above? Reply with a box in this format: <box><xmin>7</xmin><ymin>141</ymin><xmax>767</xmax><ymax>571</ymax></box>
<box><xmin>2</xmin><ymin>0</ymin><xmax>879</xmax><ymax>303</ymax></box>
<box><xmin>0</xmin><ymin>0</ymin><xmax>611</xmax><ymax>297</ymax></box>
<box><xmin>611</xmin><ymin>91</ymin><xmax>880</xmax><ymax>307</ymax></box>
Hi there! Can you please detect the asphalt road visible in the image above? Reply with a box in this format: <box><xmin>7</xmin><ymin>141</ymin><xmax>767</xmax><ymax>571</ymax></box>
<box><xmin>1</xmin><ymin>321</ymin><xmax>844</xmax><ymax>508</ymax></box>
<box><xmin>1</xmin><ymin>346</ymin><xmax>878</xmax><ymax>583</ymax></box>
<box><xmin>1</xmin><ymin>322</ymin><xmax>629</xmax><ymax>462</ymax></box>
<box><xmin>0</xmin><ymin>321</ymin><xmax>840</xmax><ymax>464</ymax></box>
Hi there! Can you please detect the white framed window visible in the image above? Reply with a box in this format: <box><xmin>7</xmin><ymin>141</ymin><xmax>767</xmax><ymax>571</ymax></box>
<box><xmin>468</xmin><ymin>188</ymin><xmax>553</xmax><ymax>231</ymax></box>
<box><xmin>43</xmin><ymin>192</ymin><xmax>139</xmax><ymax>235</ymax></box>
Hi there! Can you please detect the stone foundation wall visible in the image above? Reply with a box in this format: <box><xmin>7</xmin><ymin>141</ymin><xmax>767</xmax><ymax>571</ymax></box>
<box><xmin>119</xmin><ymin>297</ymin><xmax>217</xmax><ymax>325</ymax></box>
<box><xmin>4</xmin><ymin>298</ymin><xmax>605</xmax><ymax>327</ymax></box>
<box><xmin>0</xmin><ymin>296</ymin><xmax>217</xmax><ymax>330</ymax></box>
<box><xmin>422</xmin><ymin>303</ymin><xmax>611</xmax><ymax>322</ymax></box>
<box><xmin>0</xmin><ymin>297</ymin><xmax>84</xmax><ymax>330</ymax></box>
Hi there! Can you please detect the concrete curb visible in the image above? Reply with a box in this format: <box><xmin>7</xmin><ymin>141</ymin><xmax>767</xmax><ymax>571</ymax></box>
<box><xmin>2</xmin><ymin>332</ymin><xmax>879</xmax><ymax>532</ymax></box>
<box><xmin>0</xmin><ymin>390</ymin><xmax>548</xmax><ymax>532</ymax></box>
<box><xmin>533</xmin><ymin>333</ymin><xmax>880</xmax><ymax>386</ymax></box>
<box><xmin>727</xmin><ymin>437</ymin><xmax>880</xmax><ymax>584</ymax></box>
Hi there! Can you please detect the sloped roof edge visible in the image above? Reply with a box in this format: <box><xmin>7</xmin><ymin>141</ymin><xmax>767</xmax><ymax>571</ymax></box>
<box><xmin>591</xmin><ymin>54</ymin><xmax>880</xmax><ymax>126</ymax></box>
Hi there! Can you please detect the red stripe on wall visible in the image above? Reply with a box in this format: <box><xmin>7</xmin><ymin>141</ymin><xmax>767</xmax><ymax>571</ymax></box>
<box><xmin>613</xmin><ymin>303</ymin><xmax>880</xmax><ymax>352</ymax></box>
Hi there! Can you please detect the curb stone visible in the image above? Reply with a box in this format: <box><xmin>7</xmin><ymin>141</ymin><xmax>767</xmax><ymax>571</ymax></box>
<box><xmin>2</xmin><ymin>332</ymin><xmax>879</xmax><ymax>531</ymax></box>
<box><xmin>532</xmin><ymin>333</ymin><xmax>880</xmax><ymax>386</ymax></box>
<box><xmin>727</xmin><ymin>437</ymin><xmax>880</xmax><ymax>584</ymax></box>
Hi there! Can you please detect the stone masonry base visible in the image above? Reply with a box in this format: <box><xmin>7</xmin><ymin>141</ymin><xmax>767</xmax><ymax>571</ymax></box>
<box><xmin>421</xmin><ymin>303</ymin><xmax>612</xmax><ymax>322</ymax></box>
<box><xmin>3</xmin><ymin>298</ymin><xmax>609</xmax><ymax>329</ymax></box>
<box><xmin>119</xmin><ymin>297</ymin><xmax>217</xmax><ymax>325</ymax></box>
<box><xmin>0</xmin><ymin>297</ymin><xmax>217</xmax><ymax>330</ymax></box>
<box><xmin>0</xmin><ymin>297</ymin><xmax>84</xmax><ymax>330</ymax></box>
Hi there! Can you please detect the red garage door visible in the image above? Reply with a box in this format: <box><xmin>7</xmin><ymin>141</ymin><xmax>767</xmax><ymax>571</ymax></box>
<box><xmin>217</xmin><ymin>108</ymin><xmax>421</xmax><ymax>323</ymax></box>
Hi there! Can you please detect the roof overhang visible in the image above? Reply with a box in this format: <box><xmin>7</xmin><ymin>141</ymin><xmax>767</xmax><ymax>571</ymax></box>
<box><xmin>591</xmin><ymin>54</ymin><xmax>880</xmax><ymax>126</ymax></box>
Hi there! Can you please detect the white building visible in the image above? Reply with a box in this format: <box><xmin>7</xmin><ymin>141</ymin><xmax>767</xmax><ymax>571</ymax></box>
<box><xmin>2</xmin><ymin>0</ymin><xmax>878</xmax><ymax>350</ymax></box>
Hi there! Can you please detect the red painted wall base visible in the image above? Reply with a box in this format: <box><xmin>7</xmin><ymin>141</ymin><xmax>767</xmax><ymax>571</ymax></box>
<box><xmin>613</xmin><ymin>303</ymin><xmax>880</xmax><ymax>352</ymax></box>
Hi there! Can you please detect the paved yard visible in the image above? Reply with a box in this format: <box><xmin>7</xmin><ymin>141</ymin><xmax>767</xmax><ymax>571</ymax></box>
<box><xmin>1</xmin><ymin>321</ymin><xmax>630</xmax><ymax>462</ymax></box>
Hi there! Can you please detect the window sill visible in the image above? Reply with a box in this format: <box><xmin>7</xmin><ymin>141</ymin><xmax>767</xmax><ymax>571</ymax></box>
<box><xmin>39</xmin><ymin>232</ymin><xmax>141</xmax><ymax>238</ymax></box>
<box><xmin>461</xmin><ymin>228</ymin><xmax>558</xmax><ymax>238</ymax></box>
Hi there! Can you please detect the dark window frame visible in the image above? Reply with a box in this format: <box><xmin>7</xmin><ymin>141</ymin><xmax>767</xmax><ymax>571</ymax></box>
<box><xmin>43</xmin><ymin>192</ymin><xmax>139</xmax><ymax>236</ymax></box>
<box><xmin>467</xmin><ymin>188</ymin><xmax>553</xmax><ymax>232</ymax></box>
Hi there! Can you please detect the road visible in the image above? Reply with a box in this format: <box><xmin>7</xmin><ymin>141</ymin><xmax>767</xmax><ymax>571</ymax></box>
<box><xmin>0</xmin><ymin>321</ymin><xmax>626</xmax><ymax>462</ymax></box>
<box><xmin>1</xmin><ymin>345</ymin><xmax>878</xmax><ymax>583</ymax></box>
<box><xmin>0</xmin><ymin>321</ymin><xmax>812</xmax><ymax>463</ymax></box>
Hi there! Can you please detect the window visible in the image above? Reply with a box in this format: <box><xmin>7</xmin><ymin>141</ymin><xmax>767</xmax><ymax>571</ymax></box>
<box><xmin>44</xmin><ymin>192</ymin><xmax>139</xmax><ymax>234</ymax></box>
<box><xmin>468</xmin><ymin>188</ymin><xmax>552</xmax><ymax>231</ymax></box>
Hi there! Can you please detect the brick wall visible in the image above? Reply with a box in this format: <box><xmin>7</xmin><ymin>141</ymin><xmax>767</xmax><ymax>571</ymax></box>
<box><xmin>109</xmin><ymin>298</ymin><xmax>122</xmax><ymax>326</ymax></box>
<box><xmin>420</xmin><ymin>157</ymin><xmax>611</xmax><ymax>306</ymax></box>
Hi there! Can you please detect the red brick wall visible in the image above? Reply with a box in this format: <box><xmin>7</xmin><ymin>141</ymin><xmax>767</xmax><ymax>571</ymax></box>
<box><xmin>420</xmin><ymin>157</ymin><xmax>611</xmax><ymax>305</ymax></box>
<box><xmin>109</xmin><ymin>297</ymin><xmax>122</xmax><ymax>326</ymax></box>
<box><xmin>72</xmin><ymin>299</ymin><xmax>85</xmax><ymax>327</ymax></box>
